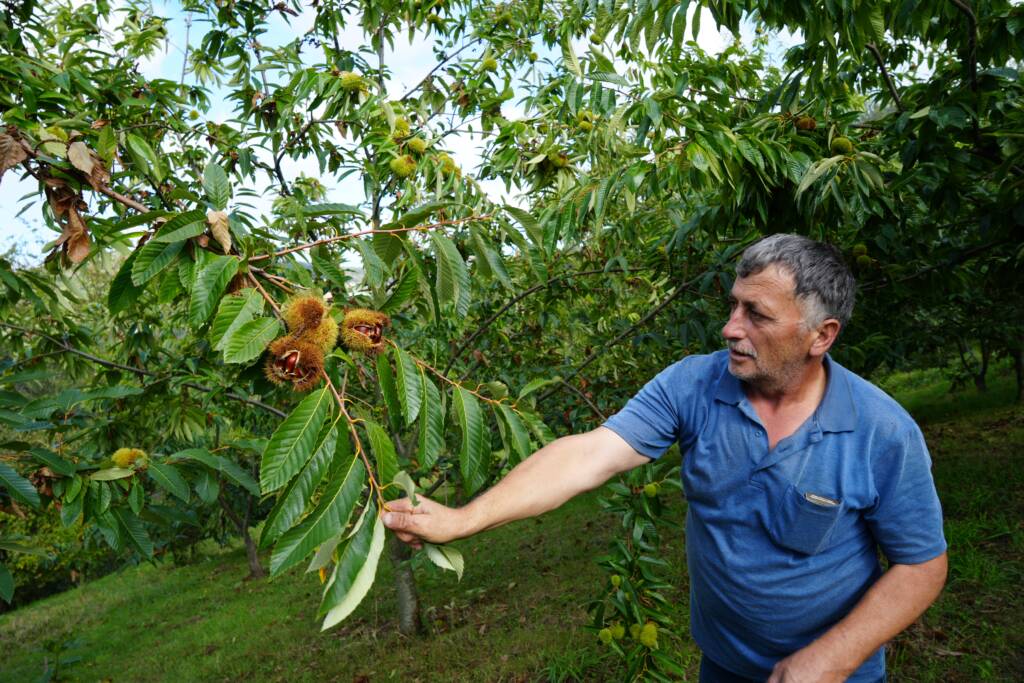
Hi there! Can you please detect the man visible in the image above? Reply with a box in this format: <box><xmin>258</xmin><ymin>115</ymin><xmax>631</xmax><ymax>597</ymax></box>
<box><xmin>383</xmin><ymin>234</ymin><xmax>947</xmax><ymax>682</ymax></box>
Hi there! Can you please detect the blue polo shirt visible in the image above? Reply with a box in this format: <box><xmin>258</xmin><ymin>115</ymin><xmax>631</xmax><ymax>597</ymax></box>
<box><xmin>603</xmin><ymin>351</ymin><xmax>946</xmax><ymax>680</ymax></box>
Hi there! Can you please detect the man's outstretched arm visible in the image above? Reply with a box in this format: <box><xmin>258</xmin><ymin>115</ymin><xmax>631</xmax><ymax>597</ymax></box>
<box><xmin>382</xmin><ymin>426</ymin><xmax>650</xmax><ymax>548</ymax></box>
<box><xmin>767</xmin><ymin>551</ymin><xmax>948</xmax><ymax>682</ymax></box>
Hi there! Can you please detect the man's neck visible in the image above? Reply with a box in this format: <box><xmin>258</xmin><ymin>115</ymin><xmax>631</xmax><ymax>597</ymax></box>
<box><xmin>744</xmin><ymin>360</ymin><xmax>828</xmax><ymax>414</ymax></box>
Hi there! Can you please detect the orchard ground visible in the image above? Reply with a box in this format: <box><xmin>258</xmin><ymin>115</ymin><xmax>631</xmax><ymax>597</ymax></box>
<box><xmin>1</xmin><ymin>367</ymin><xmax>1021</xmax><ymax>682</ymax></box>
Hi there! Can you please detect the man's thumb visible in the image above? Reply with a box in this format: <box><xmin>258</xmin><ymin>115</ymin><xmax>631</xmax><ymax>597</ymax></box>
<box><xmin>382</xmin><ymin>511</ymin><xmax>412</xmax><ymax>531</ymax></box>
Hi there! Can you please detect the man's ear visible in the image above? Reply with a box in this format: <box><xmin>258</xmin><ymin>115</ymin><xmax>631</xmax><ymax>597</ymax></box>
<box><xmin>809</xmin><ymin>318</ymin><xmax>841</xmax><ymax>358</ymax></box>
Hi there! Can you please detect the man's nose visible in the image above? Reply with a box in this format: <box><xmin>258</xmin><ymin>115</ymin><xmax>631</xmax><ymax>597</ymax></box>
<box><xmin>722</xmin><ymin>308</ymin><xmax>744</xmax><ymax>340</ymax></box>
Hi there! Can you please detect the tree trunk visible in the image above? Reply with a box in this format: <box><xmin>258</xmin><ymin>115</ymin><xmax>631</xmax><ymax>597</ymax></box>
<box><xmin>974</xmin><ymin>338</ymin><xmax>990</xmax><ymax>393</ymax></box>
<box><xmin>389</xmin><ymin>535</ymin><xmax>423</xmax><ymax>635</ymax></box>
<box><xmin>220</xmin><ymin>496</ymin><xmax>267</xmax><ymax>579</ymax></box>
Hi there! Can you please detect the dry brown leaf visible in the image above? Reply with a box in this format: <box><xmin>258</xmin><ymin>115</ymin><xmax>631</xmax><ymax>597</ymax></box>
<box><xmin>207</xmin><ymin>208</ymin><xmax>231</xmax><ymax>254</ymax></box>
<box><xmin>67</xmin><ymin>141</ymin><xmax>94</xmax><ymax>175</ymax></box>
<box><xmin>90</xmin><ymin>119</ymin><xmax>110</xmax><ymax>130</ymax></box>
<box><xmin>46</xmin><ymin>183</ymin><xmax>78</xmax><ymax>218</ymax></box>
<box><xmin>86</xmin><ymin>156</ymin><xmax>110</xmax><ymax>191</ymax></box>
<box><xmin>66</xmin><ymin>208</ymin><xmax>91</xmax><ymax>263</ymax></box>
<box><xmin>0</xmin><ymin>133</ymin><xmax>28</xmax><ymax>185</ymax></box>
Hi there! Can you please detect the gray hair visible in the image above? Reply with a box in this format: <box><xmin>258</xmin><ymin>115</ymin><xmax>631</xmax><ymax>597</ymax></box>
<box><xmin>736</xmin><ymin>234</ymin><xmax>856</xmax><ymax>328</ymax></box>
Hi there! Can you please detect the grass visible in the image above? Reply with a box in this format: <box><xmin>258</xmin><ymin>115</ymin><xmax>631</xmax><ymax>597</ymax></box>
<box><xmin>1</xmin><ymin>367</ymin><xmax>1021</xmax><ymax>681</ymax></box>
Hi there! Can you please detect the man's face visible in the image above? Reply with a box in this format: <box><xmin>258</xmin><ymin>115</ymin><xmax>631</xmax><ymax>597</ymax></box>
<box><xmin>721</xmin><ymin>265</ymin><xmax>819</xmax><ymax>392</ymax></box>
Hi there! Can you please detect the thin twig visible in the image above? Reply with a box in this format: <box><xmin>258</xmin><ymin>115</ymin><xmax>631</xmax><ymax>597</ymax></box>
<box><xmin>537</xmin><ymin>273</ymin><xmax>704</xmax><ymax>403</ymax></box>
<box><xmin>866</xmin><ymin>43</ymin><xmax>903</xmax><ymax>113</ymax></box>
<box><xmin>949</xmin><ymin>0</ymin><xmax>978</xmax><ymax>92</ymax></box>
<box><xmin>249</xmin><ymin>215</ymin><xmax>490</xmax><ymax>263</ymax></box>
<box><xmin>559</xmin><ymin>379</ymin><xmax>606</xmax><ymax>421</ymax></box>
<box><xmin>0</xmin><ymin>322</ymin><xmax>286</xmax><ymax>418</ymax></box>
<box><xmin>444</xmin><ymin>267</ymin><xmax>643</xmax><ymax>375</ymax></box>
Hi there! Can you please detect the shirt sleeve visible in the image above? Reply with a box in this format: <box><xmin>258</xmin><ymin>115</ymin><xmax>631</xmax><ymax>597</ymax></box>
<box><xmin>865</xmin><ymin>422</ymin><xmax>947</xmax><ymax>564</ymax></box>
<box><xmin>602</xmin><ymin>356</ymin><xmax>705</xmax><ymax>460</ymax></box>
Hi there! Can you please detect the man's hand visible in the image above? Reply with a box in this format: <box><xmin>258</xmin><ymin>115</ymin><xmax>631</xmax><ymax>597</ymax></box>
<box><xmin>766</xmin><ymin>645</ymin><xmax>850</xmax><ymax>683</ymax></box>
<box><xmin>382</xmin><ymin>495</ymin><xmax>464</xmax><ymax>549</ymax></box>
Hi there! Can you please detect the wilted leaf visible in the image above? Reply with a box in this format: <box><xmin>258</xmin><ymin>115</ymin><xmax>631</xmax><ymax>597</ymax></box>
<box><xmin>0</xmin><ymin>133</ymin><xmax>28</xmax><ymax>184</ymax></box>
<box><xmin>207</xmin><ymin>209</ymin><xmax>231</xmax><ymax>254</ymax></box>
<box><xmin>67</xmin><ymin>141</ymin><xmax>94</xmax><ymax>175</ymax></box>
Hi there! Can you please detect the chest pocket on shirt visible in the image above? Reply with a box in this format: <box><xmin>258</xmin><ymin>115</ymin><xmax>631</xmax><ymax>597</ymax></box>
<box><xmin>770</xmin><ymin>483</ymin><xmax>845</xmax><ymax>555</ymax></box>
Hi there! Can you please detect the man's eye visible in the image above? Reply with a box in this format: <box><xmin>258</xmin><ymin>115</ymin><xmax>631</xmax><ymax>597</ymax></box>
<box><xmin>749</xmin><ymin>310</ymin><xmax>765</xmax><ymax>321</ymax></box>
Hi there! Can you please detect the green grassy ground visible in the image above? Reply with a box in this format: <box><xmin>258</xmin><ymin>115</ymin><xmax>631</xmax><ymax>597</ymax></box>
<box><xmin>1</xmin><ymin>370</ymin><xmax>1021</xmax><ymax>682</ymax></box>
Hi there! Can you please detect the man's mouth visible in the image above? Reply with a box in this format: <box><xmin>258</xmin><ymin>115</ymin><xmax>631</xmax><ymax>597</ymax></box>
<box><xmin>728</xmin><ymin>343</ymin><xmax>756</xmax><ymax>359</ymax></box>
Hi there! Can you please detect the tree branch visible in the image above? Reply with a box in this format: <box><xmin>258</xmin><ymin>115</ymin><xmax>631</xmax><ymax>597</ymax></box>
<box><xmin>949</xmin><ymin>0</ymin><xmax>978</xmax><ymax>91</ymax></box>
<box><xmin>444</xmin><ymin>267</ymin><xmax>644</xmax><ymax>375</ymax></box>
<box><xmin>866</xmin><ymin>43</ymin><xmax>903</xmax><ymax>113</ymax></box>
<box><xmin>0</xmin><ymin>322</ymin><xmax>286</xmax><ymax>418</ymax></box>
<box><xmin>536</xmin><ymin>273</ymin><xmax>704</xmax><ymax>404</ymax></box>
<box><xmin>559</xmin><ymin>378</ymin><xmax>606</xmax><ymax>421</ymax></box>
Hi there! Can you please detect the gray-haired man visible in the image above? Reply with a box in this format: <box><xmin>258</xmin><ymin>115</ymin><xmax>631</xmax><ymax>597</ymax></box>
<box><xmin>384</xmin><ymin>234</ymin><xmax>948</xmax><ymax>681</ymax></box>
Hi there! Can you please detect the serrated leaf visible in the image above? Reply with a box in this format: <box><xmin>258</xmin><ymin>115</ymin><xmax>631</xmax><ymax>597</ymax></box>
<box><xmin>169</xmin><ymin>448</ymin><xmax>260</xmax><ymax>496</ymax></box>
<box><xmin>418</xmin><ymin>371</ymin><xmax>443</xmax><ymax>469</ymax></box>
<box><xmin>301</xmin><ymin>203</ymin><xmax>363</xmax><ymax>218</ymax></box>
<box><xmin>125</xmin><ymin>133</ymin><xmax>163</xmax><ymax>181</ymax></box>
<box><xmin>561</xmin><ymin>36</ymin><xmax>582</xmax><ymax>78</ymax></box>
<box><xmin>364</xmin><ymin>420</ymin><xmax>398</xmax><ymax>493</ymax></box>
<box><xmin>260</xmin><ymin>388</ymin><xmax>332</xmax><ymax>493</ymax></box>
<box><xmin>307</xmin><ymin>533</ymin><xmax>345</xmax><ymax>574</ymax></box>
<box><xmin>375</xmin><ymin>353</ymin><xmax>401</xmax><ymax>431</ymax></box>
<box><xmin>356</xmin><ymin>239</ymin><xmax>386</xmax><ymax>289</ymax></box>
<box><xmin>89</xmin><ymin>467</ymin><xmax>135</xmax><ymax>481</ymax></box>
<box><xmin>496</xmin><ymin>405</ymin><xmax>532</xmax><ymax>465</ymax></box>
<box><xmin>28</xmin><ymin>448</ymin><xmax>74</xmax><ymax>476</ymax></box>
<box><xmin>147</xmin><ymin>462</ymin><xmax>190</xmax><ymax>502</ymax></box>
<box><xmin>67</xmin><ymin>141</ymin><xmax>94</xmax><ymax>174</ymax></box>
<box><xmin>518</xmin><ymin>376</ymin><xmax>562</xmax><ymax>400</ymax></box>
<box><xmin>194</xmin><ymin>469</ymin><xmax>220</xmax><ymax>503</ymax></box>
<box><xmin>210</xmin><ymin>289</ymin><xmax>264</xmax><ymax>351</ymax></box>
<box><xmin>270</xmin><ymin>448</ymin><xmax>365</xmax><ymax>577</ymax></box>
<box><xmin>431</xmin><ymin>233</ymin><xmax>470</xmax><ymax>316</ymax></box>
<box><xmin>203</xmin><ymin>161</ymin><xmax>231</xmax><ymax>210</ymax></box>
<box><xmin>207</xmin><ymin>209</ymin><xmax>231</xmax><ymax>254</ymax></box>
<box><xmin>151</xmin><ymin>220</ymin><xmax>205</xmax><ymax>243</ymax></box>
<box><xmin>453</xmin><ymin>387</ymin><xmax>486</xmax><ymax>495</ymax></box>
<box><xmin>150</xmin><ymin>210</ymin><xmax>209</xmax><ymax>242</ymax></box>
<box><xmin>131</xmin><ymin>238</ymin><xmax>184</xmax><ymax>286</ymax></box>
<box><xmin>379</xmin><ymin>263</ymin><xmax>419</xmax><ymax>313</ymax></box>
<box><xmin>0</xmin><ymin>462</ymin><xmax>40</xmax><ymax>508</ymax></box>
<box><xmin>189</xmin><ymin>255</ymin><xmax>239</xmax><ymax>327</ymax></box>
<box><xmin>111</xmin><ymin>506</ymin><xmax>153</xmax><ymax>558</ymax></box>
<box><xmin>424</xmin><ymin>543</ymin><xmax>464</xmax><ymax>580</ymax></box>
<box><xmin>312</xmin><ymin>246</ymin><xmax>348</xmax><ymax>291</ymax></box>
<box><xmin>504</xmin><ymin>205</ymin><xmax>544</xmax><ymax>248</ymax></box>
<box><xmin>128</xmin><ymin>480</ymin><xmax>143</xmax><ymax>514</ymax></box>
<box><xmin>223</xmin><ymin>317</ymin><xmax>281</xmax><ymax>364</ymax></box>
<box><xmin>392</xmin><ymin>470</ymin><xmax>418</xmax><ymax>505</ymax></box>
<box><xmin>260</xmin><ymin>426</ymin><xmax>342</xmax><ymax>549</ymax></box>
<box><xmin>321</xmin><ymin>509</ymin><xmax>384</xmax><ymax>630</ymax></box>
<box><xmin>519</xmin><ymin>410</ymin><xmax>556</xmax><ymax>447</ymax></box>
<box><xmin>392</xmin><ymin>346</ymin><xmax>421</xmax><ymax>427</ymax></box>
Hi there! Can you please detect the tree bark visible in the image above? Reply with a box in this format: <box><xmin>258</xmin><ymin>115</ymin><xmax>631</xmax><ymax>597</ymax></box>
<box><xmin>389</xmin><ymin>536</ymin><xmax>423</xmax><ymax>635</ymax></box>
<box><xmin>974</xmin><ymin>338</ymin><xmax>990</xmax><ymax>393</ymax></box>
<box><xmin>1012</xmin><ymin>342</ymin><xmax>1023</xmax><ymax>402</ymax></box>
<box><xmin>220</xmin><ymin>496</ymin><xmax>267</xmax><ymax>579</ymax></box>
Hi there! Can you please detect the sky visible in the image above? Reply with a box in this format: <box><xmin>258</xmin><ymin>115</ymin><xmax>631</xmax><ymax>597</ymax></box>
<box><xmin>0</xmin><ymin>2</ymin><xmax>792</xmax><ymax>263</ymax></box>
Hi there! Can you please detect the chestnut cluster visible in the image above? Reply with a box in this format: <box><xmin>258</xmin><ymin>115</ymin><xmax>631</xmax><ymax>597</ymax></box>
<box><xmin>264</xmin><ymin>295</ymin><xmax>338</xmax><ymax>391</ymax></box>
<box><xmin>340</xmin><ymin>308</ymin><xmax>390</xmax><ymax>355</ymax></box>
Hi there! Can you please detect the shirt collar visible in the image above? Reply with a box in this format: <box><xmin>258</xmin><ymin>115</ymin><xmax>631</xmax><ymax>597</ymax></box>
<box><xmin>712</xmin><ymin>352</ymin><xmax>858</xmax><ymax>433</ymax></box>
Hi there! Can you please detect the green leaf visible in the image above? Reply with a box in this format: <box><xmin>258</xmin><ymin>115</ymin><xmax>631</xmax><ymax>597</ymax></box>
<box><xmin>424</xmin><ymin>543</ymin><xmax>464</xmax><ymax>580</ymax></box>
<box><xmin>431</xmin><ymin>233</ymin><xmax>470</xmax><ymax>316</ymax></box>
<box><xmin>392</xmin><ymin>346</ymin><xmax>421</xmax><ymax>427</ymax></box>
<box><xmin>125</xmin><ymin>133</ymin><xmax>163</xmax><ymax>182</ymax></box>
<box><xmin>375</xmin><ymin>353</ymin><xmax>401</xmax><ymax>431</ymax></box>
<box><xmin>147</xmin><ymin>462</ymin><xmax>190</xmax><ymax>503</ymax></box>
<box><xmin>194</xmin><ymin>469</ymin><xmax>220</xmax><ymax>503</ymax></box>
<box><xmin>505</xmin><ymin>205</ymin><xmax>544</xmax><ymax>248</ymax></box>
<box><xmin>60</xmin><ymin>493</ymin><xmax>83</xmax><ymax>526</ymax></box>
<box><xmin>131</xmin><ymin>238</ymin><xmax>184</xmax><ymax>286</ymax></box>
<box><xmin>28</xmin><ymin>447</ymin><xmax>75</xmax><ymax>476</ymax></box>
<box><xmin>203</xmin><ymin>161</ymin><xmax>231</xmax><ymax>210</ymax></box>
<box><xmin>321</xmin><ymin>507</ymin><xmax>385</xmax><ymax>630</ymax></box>
<box><xmin>270</xmin><ymin>447</ymin><xmax>365</xmax><ymax>577</ymax></box>
<box><xmin>128</xmin><ymin>480</ymin><xmax>144</xmax><ymax>514</ymax></box>
<box><xmin>301</xmin><ymin>203</ymin><xmax>364</xmax><ymax>218</ymax></box>
<box><xmin>261</xmin><ymin>426</ymin><xmax>342</xmax><ymax>549</ymax></box>
<box><xmin>260</xmin><ymin>388</ymin><xmax>332</xmax><ymax>493</ymax></box>
<box><xmin>520</xmin><ymin>410</ymin><xmax>556</xmax><ymax>447</ymax></box>
<box><xmin>496</xmin><ymin>405</ymin><xmax>532</xmax><ymax>465</ymax></box>
<box><xmin>189</xmin><ymin>255</ymin><xmax>239</xmax><ymax>327</ymax></box>
<box><xmin>453</xmin><ymin>387</ymin><xmax>486</xmax><ymax>495</ymax></box>
<box><xmin>307</xmin><ymin>532</ymin><xmax>345</xmax><ymax>573</ymax></box>
<box><xmin>0</xmin><ymin>540</ymin><xmax>51</xmax><ymax>557</ymax></box>
<box><xmin>210</xmin><ymin>288</ymin><xmax>264</xmax><ymax>351</ymax></box>
<box><xmin>0</xmin><ymin>462</ymin><xmax>40</xmax><ymax>508</ymax></box>
<box><xmin>108</xmin><ymin>250</ymin><xmax>142</xmax><ymax>314</ymax></box>
<box><xmin>311</xmin><ymin>246</ymin><xmax>348</xmax><ymax>291</ymax></box>
<box><xmin>379</xmin><ymin>263</ymin><xmax>420</xmax><ymax>314</ymax></box>
<box><xmin>89</xmin><ymin>468</ymin><xmax>134</xmax><ymax>481</ymax></box>
<box><xmin>518</xmin><ymin>376</ymin><xmax>562</xmax><ymax>400</ymax></box>
<box><xmin>561</xmin><ymin>36</ymin><xmax>582</xmax><ymax>78</ymax></box>
<box><xmin>364</xmin><ymin>419</ymin><xmax>398</xmax><ymax>494</ymax></box>
<box><xmin>151</xmin><ymin>210</ymin><xmax>208</xmax><ymax>242</ymax></box>
<box><xmin>0</xmin><ymin>563</ymin><xmax>12</xmax><ymax>603</ymax></box>
<box><xmin>111</xmin><ymin>506</ymin><xmax>154</xmax><ymax>558</ymax></box>
<box><xmin>418</xmin><ymin>371</ymin><xmax>444</xmax><ymax>469</ymax></box>
<box><xmin>223</xmin><ymin>317</ymin><xmax>282</xmax><ymax>364</ymax></box>
<box><xmin>392</xmin><ymin>470</ymin><xmax>418</xmax><ymax>505</ymax></box>
<box><xmin>356</xmin><ymin>239</ymin><xmax>386</xmax><ymax>289</ymax></box>
<box><xmin>169</xmin><ymin>448</ymin><xmax>259</xmax><ymax>496</ymax></box>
